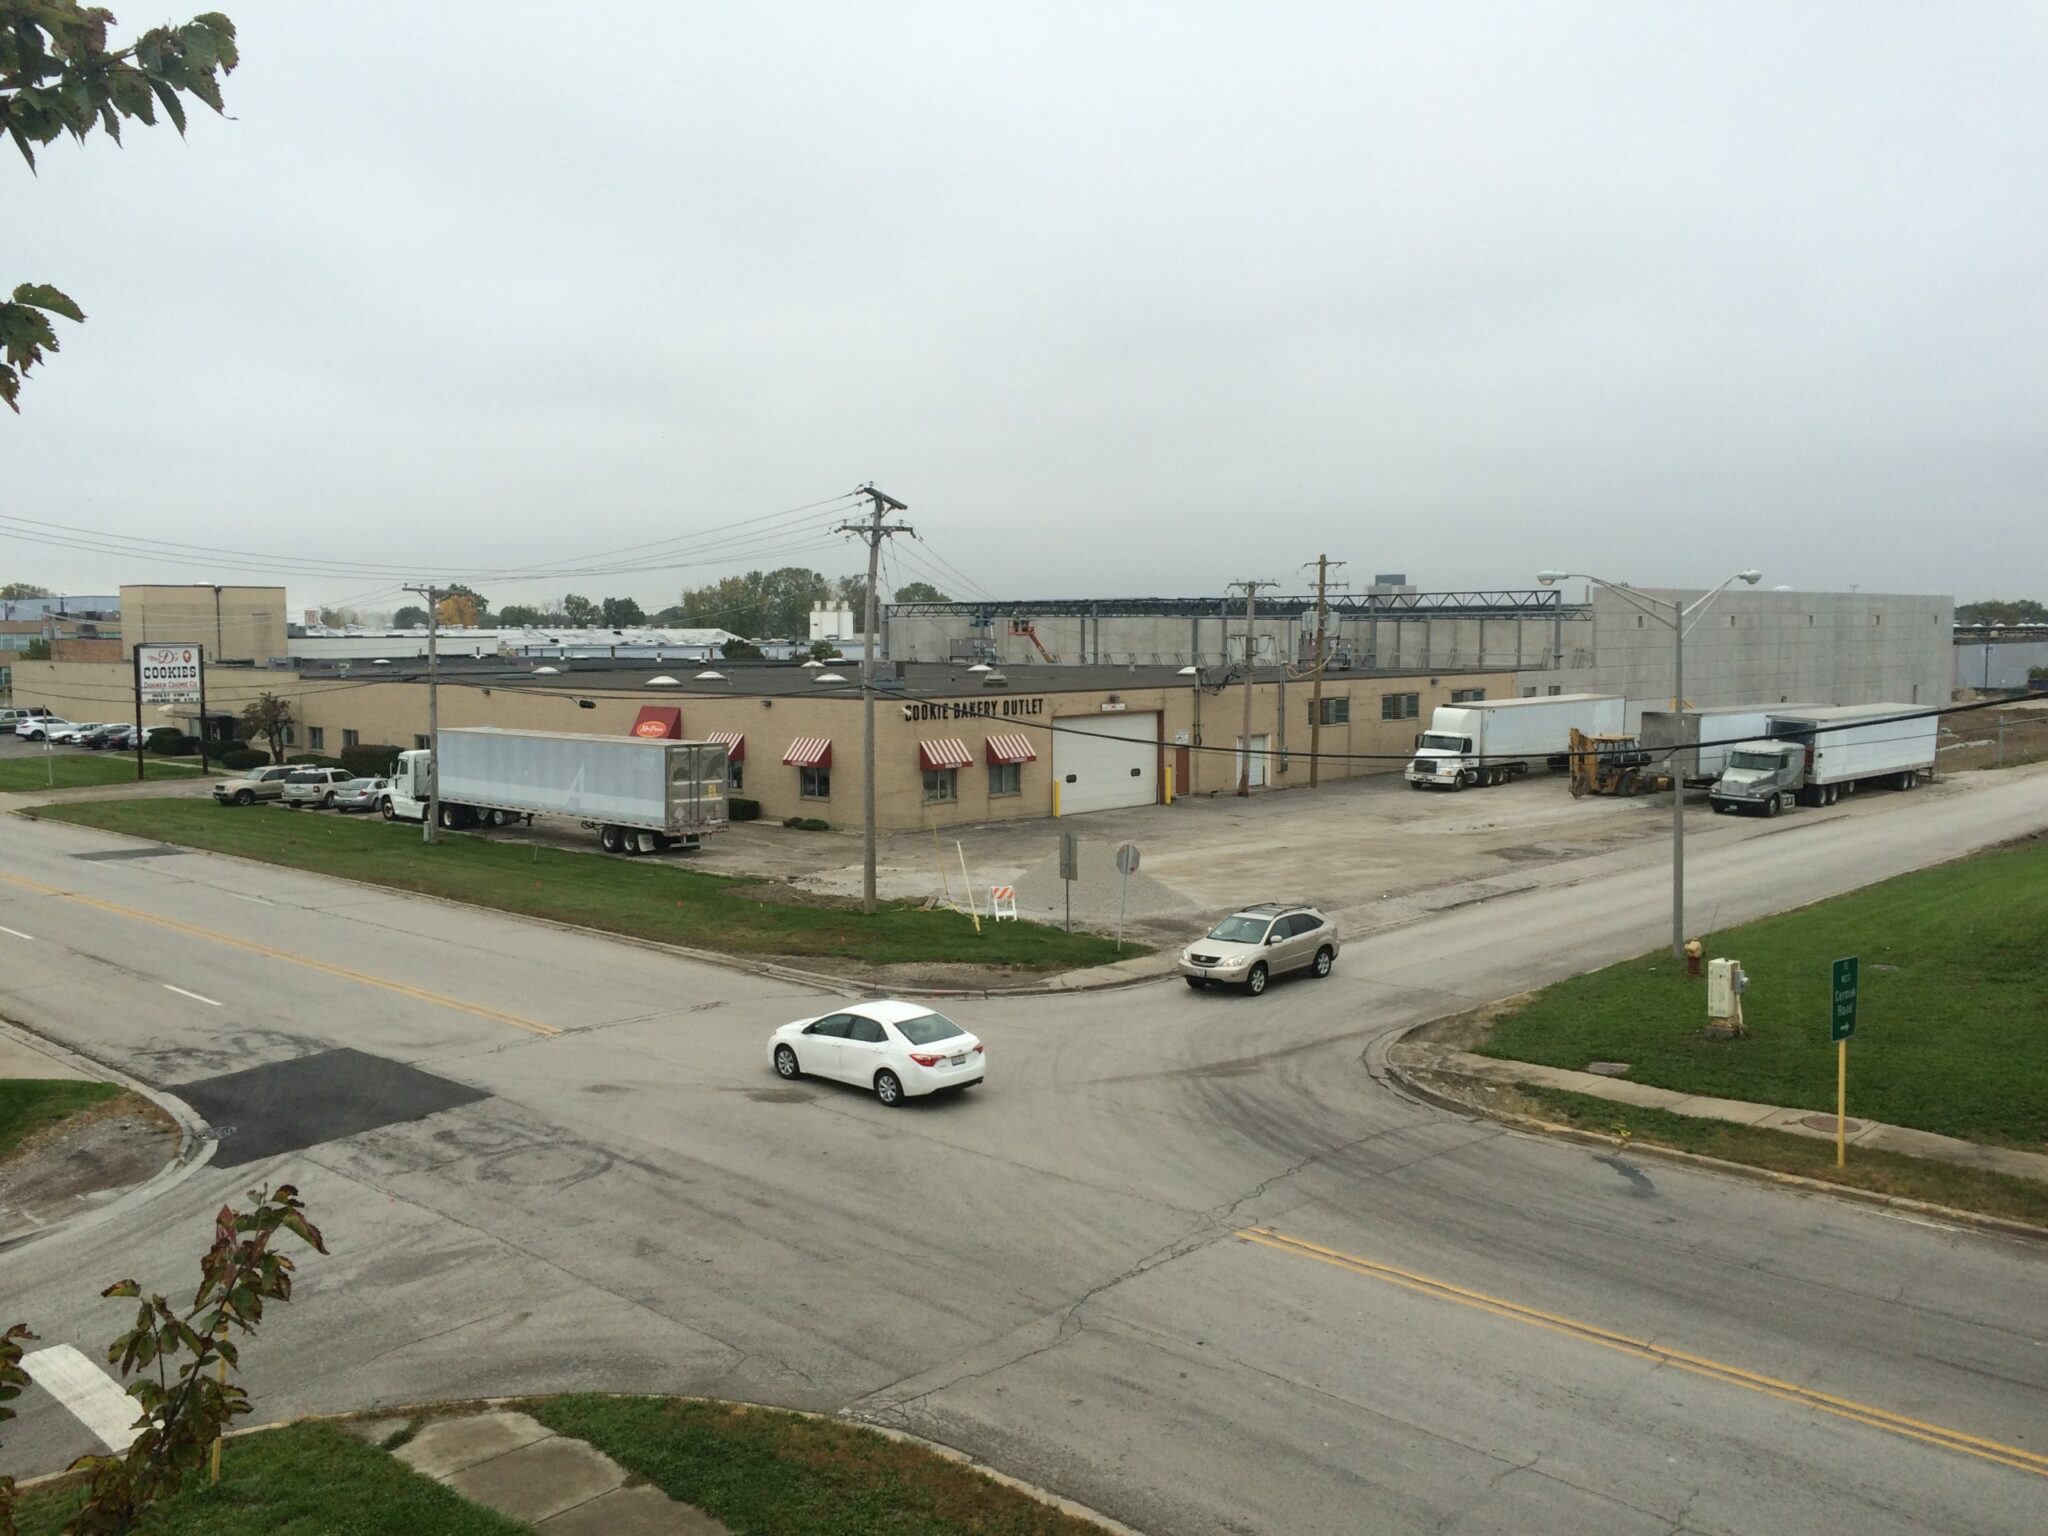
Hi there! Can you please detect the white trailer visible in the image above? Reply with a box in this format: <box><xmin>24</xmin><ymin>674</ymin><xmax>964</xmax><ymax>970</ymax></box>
<box><xmin>1708</xmin><ymin>705</ymin><xmax>1938</xmax><ymax>816</ymax></box>
<box><xmin>383</xmin><ymin>727</ymin><xmax>729</xmax><ymax>854</ymax></box>
<box><xmin>1639</xmin><ymin>704</ymin><xmax>1823</xmax><ymax>787</ymax></box>
<box><xmin>1404</xmin><ymin>693</ymin><xmax>1625</xmax><ymax>790</ymax></box>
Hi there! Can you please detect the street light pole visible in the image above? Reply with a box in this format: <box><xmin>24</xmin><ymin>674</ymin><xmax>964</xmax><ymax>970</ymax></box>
<box><xmin>1538</xmin><ymin>568</ymin><xmax>1760</xmax><ymax>960</ymax></box>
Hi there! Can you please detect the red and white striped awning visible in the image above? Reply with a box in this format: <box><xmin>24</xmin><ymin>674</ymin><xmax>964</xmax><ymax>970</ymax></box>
<box><xmin>984</xmin><ymin>732</ymin><xmax>1038</xmax><ymax>764</ymax></box>
<box><xmin>918</xmin><ymin>738</ymin><xmax>975</xmax><ymax>771</ymax></box>
<box><xmin>704</xmin><ymin>730</ymin><xmax>744</xmax><ymax>762</ymax></box>
<box><xmin>782</xmin><ymin>736</ymin><xmax>832</xmax><ymax>768</ymax></box>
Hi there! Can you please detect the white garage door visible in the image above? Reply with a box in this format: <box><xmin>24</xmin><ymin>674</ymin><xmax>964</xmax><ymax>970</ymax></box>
<box><xmin>1054</xmin><ymin>711</ymin><xmax>1159</xmax><ymax>815</ymax></box>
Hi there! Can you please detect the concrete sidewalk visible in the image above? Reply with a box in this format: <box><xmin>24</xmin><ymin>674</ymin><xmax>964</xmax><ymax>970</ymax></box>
<box><xmin>1393</xmin><ymin>1042</ymin><xmax>2048</xmax><ymax>1186</ymax></box>
<box><xmin>388</xmin><ymin>1410</ymin><xmax>725</xmax><ymax>1533</ymax></box>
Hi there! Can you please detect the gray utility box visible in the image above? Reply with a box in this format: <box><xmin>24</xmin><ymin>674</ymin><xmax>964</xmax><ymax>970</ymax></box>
<box><xmin>436</xmin><ymin>727</ymin><xmax>729</xmax><ymax>835</ymax></box>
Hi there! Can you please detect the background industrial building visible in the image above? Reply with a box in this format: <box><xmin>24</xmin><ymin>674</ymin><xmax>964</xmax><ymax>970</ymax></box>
<box><xmin>9</xmin><ymin>578</ymin><xmax>1970</xmax><ymax>829</ymax></box>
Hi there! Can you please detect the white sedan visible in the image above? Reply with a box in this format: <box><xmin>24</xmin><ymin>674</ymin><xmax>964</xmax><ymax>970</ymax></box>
<box><xmin>768</xmin><ymin>999</ymin><xmax>985</xmax><ymax>1105</ymax></box>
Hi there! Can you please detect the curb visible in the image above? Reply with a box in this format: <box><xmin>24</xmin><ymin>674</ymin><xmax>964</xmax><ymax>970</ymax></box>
<box><xmin>0</xmin><ymin>1016</ymin><xmax>218</xmax><ymax>1256</ymax></box>
<box><xmin>8</xmin><ymin>806</ymin><xmax>1169</xmax><ymax>1001</ymax></box>
<box><xmin>11</xmin><ymin>1393</ymin><xmax>1151</xmax><ymax>1535</ymax></box>
<box><xmin>1371</xmin><ymin>1023</ymin><xmax>2048</xmax><ymax>1245</ymax></box>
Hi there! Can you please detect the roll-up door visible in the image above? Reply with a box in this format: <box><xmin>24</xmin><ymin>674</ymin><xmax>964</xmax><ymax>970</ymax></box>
<box><xmin>1053</xmin><ymin>711</ymin><xmax>1159</xmax><ymax>814</ymax></box>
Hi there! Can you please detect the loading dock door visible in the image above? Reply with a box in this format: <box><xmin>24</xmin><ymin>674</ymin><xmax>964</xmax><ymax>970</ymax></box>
<box><xmin>1053</xmin><ymin>711</ymin><xmax>1159</xmax><ymax>814</ymax></box>
<box><xmin>1235</xmin><ymin>734</ymin><xmax>1270</xmax><ymax>788</ymax></box>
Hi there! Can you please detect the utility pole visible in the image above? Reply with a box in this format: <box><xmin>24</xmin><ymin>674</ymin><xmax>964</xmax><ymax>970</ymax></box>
<box><xmin>1227</xmin><ymin>579</ymin><xmax>1278</xmax><ymax>795</ymax></box>
<box><xmin>835</xmin><ymin>485</ymin><xmax>913</xmax><ymax>912</ymax></box>
<box><xmin>404</xmin><ymin>584</ymin><xmax>442</xmax><ymax>845</ymax></box>
<box><xmin>1304</xmin><ymin>556</ymin><xmax>1345</xmax><ymax>788</ymax></box>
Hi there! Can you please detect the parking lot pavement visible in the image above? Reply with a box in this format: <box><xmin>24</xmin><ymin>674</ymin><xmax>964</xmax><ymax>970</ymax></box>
<box><xmin>11</xmin><ymin>728</ymin><xmax>1998</xmax><ymax>950</ymax></box>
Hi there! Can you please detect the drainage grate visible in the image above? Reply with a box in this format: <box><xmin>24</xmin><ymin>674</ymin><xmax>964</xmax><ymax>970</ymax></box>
<box><xmin>175</xmin><ymin>1047</ymin><xmax>490</xmax><ymax>1167</ymax></box>
<box><xmin>71</xmin><ymin>846</ymin><xmax>186</xmax><ymax>862</ymax></box>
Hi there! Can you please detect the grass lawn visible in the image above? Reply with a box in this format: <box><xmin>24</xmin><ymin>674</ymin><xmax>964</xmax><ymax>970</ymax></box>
<box><xmin>1519</xmin><ymin>1086</ymin><xmax>2048</xmax><ymax>1228</ymax></box>
<box><xmin>14</xmin><ymin>1421</ymin><xmax>526</xmax><ymax>1536</ymax></box>
<box><xmin>25</xmin><ymin>799</ymin><xmax>1135</xmax><ymax>971</ymax></box>
<box><xmin>1478</xmin><ymin>838</ymin><xmax>2048</xmax><ymax>1149</ymax></box>
<box><xmin>529</xmin><ymin>1396</ymin><xmax>1111</xmax><ymax>1535</ymax></box>
<box><xmin>0</xmin><ymin>756</ymin><xmax>204</xmax><ymax>792</ymax></box>
<box><xmin>0</xmin><ymin>1080</ymin><xmax>123</xmax><ymax>1161</ymax></box>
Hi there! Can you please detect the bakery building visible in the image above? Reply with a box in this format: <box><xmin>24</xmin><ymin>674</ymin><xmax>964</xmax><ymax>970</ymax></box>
<box><xmin>12</xmin><ymin>654</ymin><xmax>1514</xmax><ymax>829</ymax></box>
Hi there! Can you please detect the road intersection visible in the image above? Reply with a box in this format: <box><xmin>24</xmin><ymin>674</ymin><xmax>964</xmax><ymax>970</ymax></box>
<box><xmin>2</xmin><ymin>770</ymin><xmax>2045</xmax><ymax>1533</ymax></box>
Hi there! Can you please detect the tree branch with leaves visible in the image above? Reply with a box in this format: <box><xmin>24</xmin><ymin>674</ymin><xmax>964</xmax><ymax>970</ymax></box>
<box><xmin>2</xmin><ymin>4</ymin><xmax>239</xmax><ymax>411</ymax></box>
<box><xmin>0</xmin><ymin>1185</ymin><xmax>325</xmax><ymax>1536</ymax></box>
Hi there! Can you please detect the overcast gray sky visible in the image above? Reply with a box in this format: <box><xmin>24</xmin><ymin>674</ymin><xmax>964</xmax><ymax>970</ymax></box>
<box><xmin>6</xmin><ymin>1</ymin><xmax>2043</xmax><ymax>615</ymax></box>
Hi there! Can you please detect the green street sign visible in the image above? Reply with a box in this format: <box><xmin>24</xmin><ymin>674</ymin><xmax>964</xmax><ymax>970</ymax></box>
<box><xmin>1830</xmin><ymin>956</ymin><xmax>1859</xmax><ymax>1041</ymax></box>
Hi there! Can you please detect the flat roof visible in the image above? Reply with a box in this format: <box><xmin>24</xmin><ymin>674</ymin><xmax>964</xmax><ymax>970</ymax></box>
<box><xmin>297</xmin><ymin>657</ymin><xmax>1502</xmax><ymax>698</ymax></box>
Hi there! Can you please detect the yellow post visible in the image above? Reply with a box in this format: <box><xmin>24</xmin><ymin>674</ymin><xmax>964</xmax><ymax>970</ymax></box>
<box><xmin>1052</xmin><ymin>780</ymin><xmax>1061</xmax><ymax>817</ymax></box>
<box><xmin>1164</xmin><ymin>762</ymin><xmax>1174</xmax><ymax>804</ymax></box>
<box><xmin>1835</xmin><ymin>1039</ymin><xmax>1847</xmax><ymax>1168</ymax></box>
<box><xmin>955</xmin><ymin>842</ymin><xmax>981</xmax><ymax>933</ymax></box>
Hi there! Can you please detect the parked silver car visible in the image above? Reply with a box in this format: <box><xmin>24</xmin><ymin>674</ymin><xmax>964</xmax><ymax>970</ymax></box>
<box><xmin>331</xmin><ymin>776</ymin><xmax>389</xmax><ymax>813</ymax></box>
<box><xmin>280</xmin><ymin>766</ymin><xmax>358</xmax><ymax>808</ymax></box>
<box><xmin>1177</xmin><ymin>902</ymin><xmax>1340</xmax><ymax>995</ymax></box>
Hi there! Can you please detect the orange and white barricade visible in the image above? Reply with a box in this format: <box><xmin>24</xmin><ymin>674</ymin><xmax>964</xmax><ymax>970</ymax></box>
<box><xmin>989</xmin><ymin>885</ymin><xmax>1018</xmax><ymax>921</ymax></box>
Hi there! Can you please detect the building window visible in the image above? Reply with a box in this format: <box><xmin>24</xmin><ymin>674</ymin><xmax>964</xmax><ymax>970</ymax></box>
<box><xmin>343</xmin><ymin>729</ymin><xmax>360</xmax><ymax>749</ymax></box>
<box><xmin>1317</xmin><ymin>697</ymin><xmax>1349</xmax><ymax>725</ymax></box>
<box><xmin>414</xmin><ymin>734</ymin><xmax>429</xmax><ymax>750</ymax></box>
<box><xmin>308</xmin><ymin>726</ymin><xmax>325</xmax><ymax>751</ymax></box>
<box><xmin>282</xmin><ymin>724</ymin><xmax>296</xmax><ymax>746</ymax></box>
<box><xmin>1451</xmin><ymin>688</ymin><xmax>1486</xmax><ymax>703</ymax></box>
<box><xmin>922</xmin><ymin>767</ymin><xmax>959</xmax><ymax>803</ymax></box>
<box><xmin>1547</xmin><ymin>685</ymin><xmax>1563</xmax><ymax>696</ymax></box>
<box><xmin>800</xmin><ymin>765</ymin><xmax>830</xmax><ymax>799</ymax></box>
<box><xmin>989</xmin><ymin>762</ymin><xmax>1021</xmax><ymax>797</ymax></box>
<box><xmin>729</xmin><ymin>760</ymin><xmax>744</xmax><ymax>793</ymax></box>
<box><xmin>1522</xmin><ymin>686</ymin><xmax>1538</xmax><ymax>698</ymax></box>
<box><xmin>1380</xmin><ymin>692</ymin><xmax>1419</xmax><ymax>721</ymax></box>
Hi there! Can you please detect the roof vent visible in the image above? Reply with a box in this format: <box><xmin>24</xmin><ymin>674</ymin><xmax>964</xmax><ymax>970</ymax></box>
<box><xmin>646</xmin><ymin>675</ymin><xmax>681</xmax><ymax>686</ymax></box>
<box><xmin>982</xmin><ymin>669</ymin><xmax>1009</xmax><ymax>688</ymax></box>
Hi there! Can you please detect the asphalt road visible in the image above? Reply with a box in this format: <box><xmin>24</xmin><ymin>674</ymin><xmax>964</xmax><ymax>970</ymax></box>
<box><xmin>2</xmin><ymin>771</ymin><xmax>2046</xmax><ymax>1534</ymax></box>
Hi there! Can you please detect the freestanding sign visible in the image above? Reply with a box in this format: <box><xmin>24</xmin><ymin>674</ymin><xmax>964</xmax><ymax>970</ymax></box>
<box><xmin>136</xmin><ymin>644</ymin><xmax>203</xmax><ymax>704</ymax></box>
<box><xmin>131</xmin><ymin>643</ymin><xmax>207</xmax><ymax>781</ymax></box>
<box><xmin>1830</xmin><ymin>955</ymin><xmax>1859</xmax><ymax>1167</ymax></box>
<box><xmin>1830</xmin><ymin>956</ymin><xmax>1859</xmax><ymax>1041</ymax></box>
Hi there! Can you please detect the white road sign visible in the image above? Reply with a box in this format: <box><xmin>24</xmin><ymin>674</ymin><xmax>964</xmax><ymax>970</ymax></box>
<box><xmin>137</xmin><ymin>644</ymin><xmax>202</xmax><ymax>705</ymax></box>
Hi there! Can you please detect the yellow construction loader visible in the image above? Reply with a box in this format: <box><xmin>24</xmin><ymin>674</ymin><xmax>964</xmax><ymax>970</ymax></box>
<box><xmin>1567</xmin><ymin>727</ymin><xmax>1672</xmax><ymax>798</ymax></box>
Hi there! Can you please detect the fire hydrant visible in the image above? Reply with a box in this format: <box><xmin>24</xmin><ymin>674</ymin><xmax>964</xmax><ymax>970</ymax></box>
<box><xmin>1684</xmin><ymin>938</ymin><xmax>1704</xmax><ymax>977</ymax></box>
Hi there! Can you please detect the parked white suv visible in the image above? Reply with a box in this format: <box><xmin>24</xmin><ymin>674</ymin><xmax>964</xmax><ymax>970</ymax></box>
<box><xmin>16</xmin><ymin>716</ymin><xmax>72</xmax><ymax>741</ymax></box>
<box><xmin>280</xmin><ymin>767</ymin><xmax>357</xmax><ymax>808</ymax></box>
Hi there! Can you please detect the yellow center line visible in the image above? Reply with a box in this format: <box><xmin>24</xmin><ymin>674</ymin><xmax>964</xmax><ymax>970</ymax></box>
<box><xmin>0</xmin><ymin>871</ymin><xmax>558</xmax><ymax>1037</ymax></box>
<box><xmin>1236</xmin><ymin>1226</ymin><xmax>2048</xmax><ymax>1481</ymax></box>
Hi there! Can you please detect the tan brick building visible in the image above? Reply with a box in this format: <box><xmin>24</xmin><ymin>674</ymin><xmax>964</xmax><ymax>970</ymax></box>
<box><xmin>13</xmin><ymin>656</ymin><xmax>1511</xmax><ymax>828</ymax></box>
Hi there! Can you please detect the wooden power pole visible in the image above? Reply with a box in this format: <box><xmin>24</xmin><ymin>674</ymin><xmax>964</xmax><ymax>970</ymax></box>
<box><xmin>835</xmin><ymin>485</ymin><xmax>912</xmax><ymax>913</ymax></box>
<box><xmin>1227</xmin><ymin>579</ymin><xmax>1278</xmax><ymax>795</ymax></box>
<box><xmin>1305</xmin><ymin>556</ymin><xmax>1345</xmax><ymax>788</ymax></box>
<box><xmin>404</xmin><ymin>584</ymin><xmax>443</xmax><ymax>844</ymax></box>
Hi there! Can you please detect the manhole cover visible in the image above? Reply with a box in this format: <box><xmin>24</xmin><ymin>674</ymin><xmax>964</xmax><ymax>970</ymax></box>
<box><xmin>176</xmin><ymin>1047</ymin><xmax>489</xmax><ymax>1167</ymax></box>
<box><xmin>1798</xmin><ymin>1114</ymin><xmax>1862</xmax><ymax>1134</ymax></box>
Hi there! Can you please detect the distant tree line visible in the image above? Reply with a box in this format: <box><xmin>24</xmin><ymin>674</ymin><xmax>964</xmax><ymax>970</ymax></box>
<box><xmin>384</xmin><ymin>573</ymin><xmax>947</xmax><ymax>639</ymax></box>
<box><xmin>1956</xmin><ymin>599</ymin><xmax>2047</xmax><ymax>626</ymax></box>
